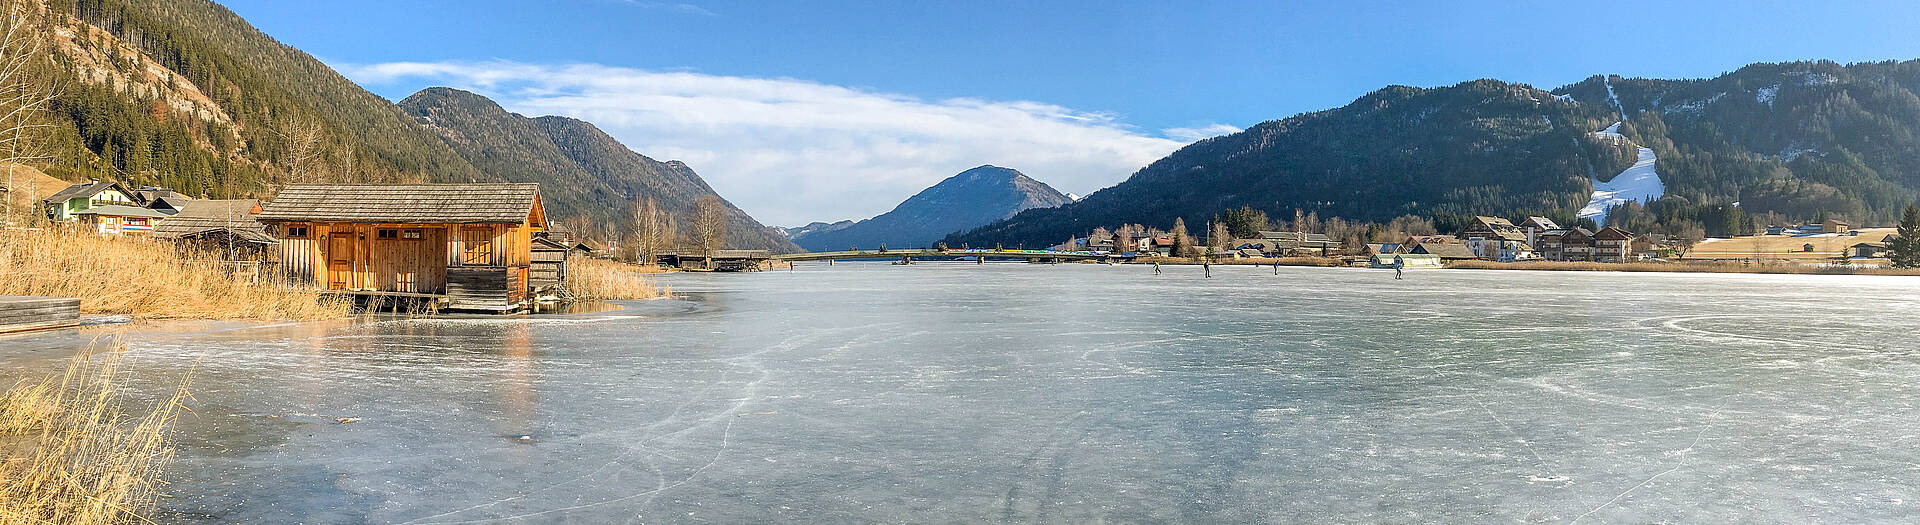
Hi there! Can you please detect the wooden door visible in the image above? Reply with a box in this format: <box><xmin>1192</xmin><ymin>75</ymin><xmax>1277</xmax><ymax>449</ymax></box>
<box><xmin>327</xmin><ymin>233</ymin><xmax>354</xmax><ymax>289</ymax></box>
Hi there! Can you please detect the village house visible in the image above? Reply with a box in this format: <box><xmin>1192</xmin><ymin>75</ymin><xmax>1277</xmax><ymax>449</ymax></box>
<box><xmin>256</xmin><ymin>183</ymin><xmax>550</xmax><ymax>312</ymax></box>
<box><xmin>1517</xmin><ymin>216</ymin><xmax>1560</xmax><ymax>246</ymax></box>
<box><xmin>1822</xmin><ymin>219</ymin><xmax>1850</xmax><ymax>234</ymax></box>
<box><xmin>1551</xmin><ymin>227</ymin><xmax>1595</xmax><ymax>261</ymax></box>
<box><xmin>1258</xmin><ymin>230</ymin><xmax>1340</xmax><ymax>255</ymax></box>
<box><xmin>1459</xmin><ymin>215</ymin><xmax>1531</xmax><ymax>260</ymax></box>
<box><xmin>133</xmin><ymin>186</ymin><xmax>193</xmax><ymax>215</ymax></box>
<box><xmin>1409</xmin><ymin>242</ymin><xmax>1478</xmax><ymax>260</ymax></box>
<box><xmin>1593</xmin><ymin>226</ymin><xmax>1634</xmax><ymax>262</ymax></box>
<box><xmin>42</xmin><ymin>180</ymin><xmax>140</xmax><ymax>222</ymax></box>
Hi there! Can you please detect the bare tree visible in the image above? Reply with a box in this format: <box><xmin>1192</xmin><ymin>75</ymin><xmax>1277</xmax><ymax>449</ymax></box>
<box><xmin>275</xmin><ymin>116</ymin><xmax>327</xmax><ymax>185</ymax></box>
<box><xmin>691</xmin><ymin>195</ymin><xmax>727</xmax><ymax>255</ymax></box>
<box><xmin>630</xmin><ymin>195</ymin><xmax>669</xmax><ymax>265</ymax></box>
<box><xmin>1112</xmin><ymin>224</ymin><xmax>1134</xmax><ymax>254</ymax></box>
<box><xmin>1209</xmin><ymin>220</ymin><xmax>1232</xmax><ymax>255</ymax></box>
<box><xmin>0</xmin><ymin>3</ymin><xmax>54</xmax><ymax>225</ymax></box>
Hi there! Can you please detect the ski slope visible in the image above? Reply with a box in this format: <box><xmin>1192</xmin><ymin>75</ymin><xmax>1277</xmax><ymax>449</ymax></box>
<box><xmin>1578</xmin><ymin>122</ymin><xmax>1664</xmax><ymax>227</ymax></box>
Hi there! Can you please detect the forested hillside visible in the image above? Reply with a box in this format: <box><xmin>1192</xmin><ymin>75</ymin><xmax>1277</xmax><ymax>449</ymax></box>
<box><xmin>7</xmin><ymin>0</ymin><xmax>794</xmax><ymax>250</ymax></box>
<box><xmin>401</xmin><ymin>87</ymin><xmax>796</xmax><ymax>252</ymax></box>
<box><xmin>949</xmin><ymin>80</ymin><xmax>1632</xmax><ymax>247</ymax></box>
<box><xmin>951</xmin><ymin>61</ymin><xmax>1920</xmax><ymax>248</ymax></box>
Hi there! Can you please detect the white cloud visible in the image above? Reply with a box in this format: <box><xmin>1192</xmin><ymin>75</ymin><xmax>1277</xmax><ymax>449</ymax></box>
<box><xmin>1161</xmin><ymin>123</ymin><xmax>1242</xmax><ymax>143</ymax></box>
<box><xmin>620</xmin><ymin>1</ymin><xmax>717</xmax><ymax>17</ymax></box>
<box><xmin>342</xmin><ymin>60</ymin><xmax>1222</xmax><ymax>226</ymax></box>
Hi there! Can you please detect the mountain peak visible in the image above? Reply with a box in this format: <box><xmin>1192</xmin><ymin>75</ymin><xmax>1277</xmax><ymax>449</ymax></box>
<box><xmin>788</xmin><ymin>165</ymin><xmax>1072</xmax><ymax>250</ymax></box>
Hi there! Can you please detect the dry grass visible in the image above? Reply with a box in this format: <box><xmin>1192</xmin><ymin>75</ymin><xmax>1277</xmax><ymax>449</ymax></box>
<box><xmin>1446</xmin><ymin>258</ymin><xmax>1920</xmax><ymax>276</ymax></box>
<box><xmin>565</xmin><ymin>257</ymin><xmax>669</xmax><ymax>301</ymax></box>
<box><xmin>0</xmin><ymin>228</ymin><xmax>350</xmax><ymax>320</ymax></box>
<box><xmin>1</xmin><ymin>346</ymin><xmax>187</xmax><ymax>524</ymax></box>
<box><xmin>1686</xmin><ymin>228</ymin><xmax>1896</xmax><ymax>261</ymax></box>
<box><xmin>0</xmin><ymin>163</ymin><xmax>68</xmax><ymax>227</ymax></box>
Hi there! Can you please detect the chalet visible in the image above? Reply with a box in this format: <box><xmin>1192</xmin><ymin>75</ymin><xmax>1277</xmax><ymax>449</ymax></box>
<box><xmin>42</xmin><ymin>180</ymin><xmax>139</xmax><ymax>222</ymax></box>
<box><xmin>1518</xmin><ymin>216</ymin><xmax>1561</xmax><ymax>247</ymax></box>
<box><xmin>1409</xmin><ymin>242</ymin><xmax>1478</xmax><ymax>260</ymax></box>
<box><xmin>1593</xmin><ymin>226</ymin><xmax>1634</xmax><ymax>262</ymax></box>
<box><xmin>1459</xmin><ymin>215</ymin><xmax>1530</xmax><ymax>260</ymax></box>
<box><xmin>256</xmin><ymin>183</ymin><xmax>549</xmax><ymax>312</ymax></box>
<box><xmin>1550</xmin><ymin>227</ymin><xmax>1595</xmax><ymax>261</ymax></box>
<box><xmin>151</xmin><ymin>199</ymin><xmax>276</xmax><ymax>258</ymax></box>
<box><xmin>1851</xmin><ymin>242</ymin><xmax>1887</xmax><ymax>259</ymax></box>
<box><xmin>1258</xmin><ymin>231</ymin><xmax>1340</xmax><ymax>255</ymax></box>
<box><xmin>1822</xmin><ymin>219</ymin><xmax>1850</xmax><ymax>234</ymax></box>
<box><xmin>133</xmin><ymin>186</ymin><xmax>192</xmax><ymax>214</ymax></box>
<box><xmin>74</xmin><ymin>205</ymin><xmax>168</xmax><ymax>235</ymax></box>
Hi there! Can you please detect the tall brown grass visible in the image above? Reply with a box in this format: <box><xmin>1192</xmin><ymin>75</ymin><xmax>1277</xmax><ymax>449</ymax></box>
<box><xmin>1</xmin><ymin>346</ymin><xmax>187</xmax><ymax>524</ymax></box>
<box><xmin>0</xmin><ymin>227</ymin><xmax>349</xmax><ymax>320</ymax></box>
<box><xmin>1446</xmin><ymin>259</ymin><xmax>1920</xmax><ymax>276</ymax></box>
<box><xmin>564</xmin><ymin>257</ymin><xmax>669</xmax><ymax>301</ymax></box>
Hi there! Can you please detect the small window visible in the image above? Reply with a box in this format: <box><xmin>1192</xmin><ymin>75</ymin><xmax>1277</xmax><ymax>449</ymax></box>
<box><xmin>402</xmin><ymin>229</ymin><xmax>423</xmax><ymax>240</ymax></box>
<box><xmin>377</xmin><ymin>229</ymin><xmax>399</xmax><ymax>239</ymax></box>
<box><xmin>285</xmin><ymin>225</ymin><xmax>309</xmax><ymax>238</ymax></box>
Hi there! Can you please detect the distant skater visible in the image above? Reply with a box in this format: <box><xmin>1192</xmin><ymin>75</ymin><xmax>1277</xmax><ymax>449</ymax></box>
<box><xmin>1203</xmin><ymin>260</ymin><xmax>1212</xmax><ymax>278</ymax></box>
<box><xmin>1153</xmin><ymin>261</ymin><xmax>1162</xmax><ymax>275</ymax></box>
<box><xmin>1272</xmin><ymin>259</ymin><xmax>1280</xmax><ymax>275</ymax></box>
<box><xmin>1393</xmin><ymin>260</ymin><xmax>1404</xmax><ymax>280</ymax></box>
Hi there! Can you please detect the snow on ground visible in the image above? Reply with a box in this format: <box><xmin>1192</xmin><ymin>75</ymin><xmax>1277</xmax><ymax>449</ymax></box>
<box><xmin>1756</xmin><ymin>85</ymin><xmax>1779</xmax><ymax>107</ymax></box>
<box><xmin>1602</xmin><ymin>76</ymin><xmax>1628</xmax><ymax>120</ymax></box>
<box><xmin>1578</xmin><ymin>122</ymin><xmax>1664</xmax><ymax>226</ymax></box>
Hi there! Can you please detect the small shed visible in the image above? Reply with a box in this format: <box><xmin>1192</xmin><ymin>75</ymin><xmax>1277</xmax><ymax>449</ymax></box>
<box><xmin>1409</xmin><ymin>242</ymin><xmax>1478</xmax><ymax>260</ymax></box>
<box><xmin>151</xmin><ymin>199</ymin><xmax>276</xmax><ymax>257</ymax></box>
<box><xmin>257</xmin><ymin>183</ymin><xmax>548</xmax><ymax>312</ymax></box>
<box><xmin>659</xmin><ymin>250</ymin><xmax>770</xmax><ymax>271</ymax></box>
<box><xmin>530</xmin><ymin>235</ymin><xmax>570</xmax><ymax>295</ymax></box>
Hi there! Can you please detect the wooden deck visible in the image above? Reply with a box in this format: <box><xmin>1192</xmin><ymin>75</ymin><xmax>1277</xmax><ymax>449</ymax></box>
<box><xmin>0</xmin><ymin>295</ymin><xmax>81</xmax><ymax>334</ymax></box>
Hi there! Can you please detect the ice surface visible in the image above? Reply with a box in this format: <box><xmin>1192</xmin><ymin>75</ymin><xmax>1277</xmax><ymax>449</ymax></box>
<box><xmin>3</xmin><ymin>265</ymin><xmax>1919</xmax><ymax>523</ymax></box>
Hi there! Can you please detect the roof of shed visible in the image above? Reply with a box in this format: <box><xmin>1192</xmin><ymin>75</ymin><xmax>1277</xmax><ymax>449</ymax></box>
<box><xmin>152</xmin><ymin>200</ymin><xmax>274</xmax><ymax>243</ymax></box>
<box><xmin>257</xmin><ymin>184</ymin><xmax>541</xmax><ymax>224</ymax></box>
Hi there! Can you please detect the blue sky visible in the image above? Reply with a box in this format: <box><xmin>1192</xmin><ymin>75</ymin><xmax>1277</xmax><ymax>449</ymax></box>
<box><xmin>221</xmin><ymin>0</ymin><xmax>1920</xmax><ymax>225</ymax></box>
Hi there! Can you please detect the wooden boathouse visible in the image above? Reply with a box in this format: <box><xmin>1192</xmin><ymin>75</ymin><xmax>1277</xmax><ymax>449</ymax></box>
<box><xmin>256</xmin><ymin>183</ymin><xmax>548</xmax><ymax>312</ymax></box>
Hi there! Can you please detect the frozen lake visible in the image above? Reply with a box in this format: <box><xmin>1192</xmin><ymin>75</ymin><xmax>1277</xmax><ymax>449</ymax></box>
<box><xmin>4</xmin><ymin>263</ymin><xmax>1919</xmax><ymax>523</ymax></box>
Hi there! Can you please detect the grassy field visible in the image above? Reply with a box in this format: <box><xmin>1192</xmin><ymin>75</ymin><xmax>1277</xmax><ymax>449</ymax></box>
<box><xmin>0</xmin><ymin>228</ymin><xmax>350</xmax><ymax>320</ymax></box>
<box><xmin>1</xmin><ymin>347</ymin><xmax>186</xmax><ymax>524</ymax></box>
<box><xmin>0</xmin><ymin>163</ymin><xmax>69</xmax><ymax>227</ymax></box>
<box><xmin>1447</xmin><ymin>258</ymin><xmax>1920</xmax><ymax>276</ymax></box>
<box><xmin>1685</xmin><ymin>228</ymin><xmax>1895</xmax><ymax>261</ymax></box>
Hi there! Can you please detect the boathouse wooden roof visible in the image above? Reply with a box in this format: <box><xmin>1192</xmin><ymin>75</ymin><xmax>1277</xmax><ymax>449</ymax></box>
<box><xmin>152</xmin><ymin>199</ymin><xmax>276</xmax><ymax>244</ymax></box>
<box><xmin>257</xmin><ymin>183</ymin><xmax>542</xmax><ymax>224</ymax></box>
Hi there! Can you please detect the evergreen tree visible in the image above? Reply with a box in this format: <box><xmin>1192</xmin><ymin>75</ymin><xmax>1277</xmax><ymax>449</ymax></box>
<box><xmin>1169</xmin><ymin>217</ymin><xmax>1192</xmax><ymax>258</ymax></box>
<box><xmin>1890</xmin><ymin>204</ymin><xmax>1920</xmax><ymax>268</ymax></box>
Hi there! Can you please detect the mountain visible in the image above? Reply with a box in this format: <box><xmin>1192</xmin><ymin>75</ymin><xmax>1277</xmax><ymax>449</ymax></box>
<box><xmin>791</xmin><ymin>165</ymin><xmax>1072</xmax><ymax>251</ymax></box>
<box><xmin>778</xmin><ymin>220</ymin><xmax>854</xmax><ymax>240</ymax></box>
<box><xmin>16</xmin><ymin>0</ymin><xmax>795</xmax><ymax>251</ymax></box>
<box><xmin>398</xmin><ymin>88</ymin><xmax>796</xmax><ymax>252</ymax></box>
<box><xmin>949</xmin><ymin>60</ymin><xmax>1920</xmax><ymax>247</ymax></box>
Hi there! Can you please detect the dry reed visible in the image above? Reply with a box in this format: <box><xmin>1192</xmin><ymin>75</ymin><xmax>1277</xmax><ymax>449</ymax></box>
<box><xmin>0</xmin><ymin>346</ymin><xmax>187</xmax><ymax>524</ymax></box>
<box><xmin>0</xmin><ymin>227</ymin><xmax>349</xmax><ymax>320</ymax></box>
<box><xmin>1131</xmin><ymin>256</ymin><xmax>1348</xmax><ymax>267</ymax></box>
<box><xmin>564</xmin><ymin>257</ymin><xmax>669</xmax><ymax>301</ymax></box>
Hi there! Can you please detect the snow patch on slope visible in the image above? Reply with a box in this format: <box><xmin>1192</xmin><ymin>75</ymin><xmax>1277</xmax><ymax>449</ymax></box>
<box><xmin>1578</xmin><ymin>122</ymin><xmax>1664</xmax><ymax>226</ymax></box>
<box><xmin>1602</xmin><ymin>76</ymin><xmax>1628</xmax><ymax>120</ymax></box>
<box><xmin>1756</xmin><ymin>85</ymin><xmax>1779</xmax><ymax>107</ymax></box>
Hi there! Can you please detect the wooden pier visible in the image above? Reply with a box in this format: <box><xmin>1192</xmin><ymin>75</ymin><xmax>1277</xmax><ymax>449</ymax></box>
<box><xmin>0</xmin><ymin>295</ymin><xmax>81</xmax><ymax>334</ymax></box>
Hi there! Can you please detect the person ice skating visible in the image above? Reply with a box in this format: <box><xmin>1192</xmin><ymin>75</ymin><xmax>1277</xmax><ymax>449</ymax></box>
<box><xmin>1203</xmin><ymin>259</ymin><xmax>1212</xmax><ymax>278</ymax></box>
<box><xmin>1153</xmin><ymin>261</ymin><xmax>1162</xmax><ymax>275</ymax></box>
<box><xmin>1394</xmin><ymin>260</ymin><xmax>1404</xmax><ymax>280</ymax></box>
<box><xmin>1272</xmin><ymin>259</ymin><xmax>1280</xmax><ymax>275</ymax></box>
